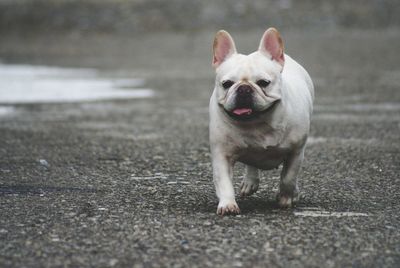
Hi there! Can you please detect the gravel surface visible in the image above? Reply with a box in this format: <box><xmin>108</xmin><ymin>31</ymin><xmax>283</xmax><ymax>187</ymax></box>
<box><xmin>0</xmin><ymin>30</ymin><xmax>399</xmax><ymax>267</ymax></box>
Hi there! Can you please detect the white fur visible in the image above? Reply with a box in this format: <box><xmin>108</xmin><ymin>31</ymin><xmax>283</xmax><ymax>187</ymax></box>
<box><xmin>210</xmin><ymin>31</ymin><xmax>314</xmax><ymax>215</ymax></box>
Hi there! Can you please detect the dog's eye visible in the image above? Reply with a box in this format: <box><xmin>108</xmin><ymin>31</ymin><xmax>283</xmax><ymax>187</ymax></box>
<box><xmin>222</xmin><ymin>80</ymin><xmax>234</xmax><ymax>89</ymax></box>
<box><xmin>256</xmin><ymin>79</ymin><xmax>271</xmax><ymax>88</ymax></box>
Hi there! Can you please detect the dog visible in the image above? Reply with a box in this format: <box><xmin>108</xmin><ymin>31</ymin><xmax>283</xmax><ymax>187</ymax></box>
<box><xmin>209</xmin><ymin>28</ymin><xmax>314</xmax><ymax>215</ymax></box>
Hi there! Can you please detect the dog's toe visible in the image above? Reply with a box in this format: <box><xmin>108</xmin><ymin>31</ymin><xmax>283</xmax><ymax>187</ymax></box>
<box><xmin>240</xmin><ymin>180</ymin><xmax>259</xmax><ymax>197</ymax></box>
<box><xmin>217</xmin><ymin>201</ymin><xmax>240</xmax><ymax>216</ymax></box>
<box><xmin>276</xmin><ymin>192</ymin><xmax>299</xmax><ymax>208</ymax></box>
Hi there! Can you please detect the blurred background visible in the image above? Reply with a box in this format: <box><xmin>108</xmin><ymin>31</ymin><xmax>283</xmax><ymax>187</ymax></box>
<box><xmin>1</xmin><ymin>0</ymin><xmax>399</xmax><ymax>95</ymax></box>
<box><xmin>1</xmin><ymin>0</ymin><xmax>399</xmax><ymax>71</ymax></box>
<box><xmin>1</xmin><ymin>0</ymin><xmax>400</xmax><ymax>33</ymax></box>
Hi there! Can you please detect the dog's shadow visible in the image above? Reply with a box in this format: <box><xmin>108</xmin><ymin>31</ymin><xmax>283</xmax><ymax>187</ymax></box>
<box><xmin>187</xmin><ymin>194</ymin><xmax>282</xmax><ymax>215</ymax></box>
<box><xmin>188</xmin><ymin>192</ymin><xmax>320</xmax><ymax>216</ymax></box>
<box><xmin>237</xmin><ymin>196</ymin><xmax>280</xmax><ymax>214</ymax></box>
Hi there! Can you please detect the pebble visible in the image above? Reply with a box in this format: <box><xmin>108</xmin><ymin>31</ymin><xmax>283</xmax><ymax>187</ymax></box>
<box><xmin>109</xmin><ymin>259</ymin><xmax>118</xmax><ymax>266</ymax></box>
<box><xmin>39</xmin><ymin>159</ymin><xmax>50</xmax><ymax>168</ymax></box>
<box><xmin>203</xmin><ymin>220</ymin><xmax>212</xmax><ymax>226</ymax></box>
<box><xmin>180</xmin><ymin>239</ymin><xmax>190</xmax><ymax>251</ymax></box>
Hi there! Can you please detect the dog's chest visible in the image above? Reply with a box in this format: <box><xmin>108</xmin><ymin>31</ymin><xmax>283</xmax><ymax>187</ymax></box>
<box><xmin>237</xmin><ymin>145</ymin><xmax>289</xmax><ymax>170</ymax></box>
<box><xmin>233</xmin><ymin>128</ymin><xmax>289</xmax><ymax>170</ymax></box>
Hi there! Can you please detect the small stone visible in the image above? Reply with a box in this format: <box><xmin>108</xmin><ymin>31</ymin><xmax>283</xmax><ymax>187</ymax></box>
<box><xmin>293</xmin><ymin>248</ymin><xmax>302</xmax><ymax>256</ymax></box>
<box><xmin>233</xmin><ymin>261</ymin><xmax>243</xmax><ymax>267</ymax></box>
<box><xmin>180</xmin><ymin>239</ymin><xmax>189</xmax><ymax>251</ymax></box>
<box><xmin>264</xmin><ymin>242</ymin><xmax>274</xmax><ymax>252</ymax></box>
<box><xmin>39</xmin><ymin>159</ymin><xmax>50</xmax><ymax>168</ymax></box>
<box><xmin>109</xmin><ymin>259</ymin><xmax>118</xmax><ymax>266</ymax></box>
<box><xmin>203</xmin><ymin>220</ymin><xmax>212</xmax><ymax>226</ymax></box>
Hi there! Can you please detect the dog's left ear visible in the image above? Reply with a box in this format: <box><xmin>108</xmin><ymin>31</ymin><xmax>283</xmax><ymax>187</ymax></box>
<box><xmin>258</xmin><ymin>28</ymin><xmax>285</xmax><ymax>69</ymax></box>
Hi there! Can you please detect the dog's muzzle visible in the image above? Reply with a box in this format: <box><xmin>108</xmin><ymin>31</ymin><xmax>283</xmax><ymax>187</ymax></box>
<box><xmin>233</xmin><ymin>85</ymin><xmax>254</xmax><ymax>116</ymax></box>
<box><xmin>224</xmin><ymin>84</ymin><xmax>279</xmax><ymax>121</ymax></box>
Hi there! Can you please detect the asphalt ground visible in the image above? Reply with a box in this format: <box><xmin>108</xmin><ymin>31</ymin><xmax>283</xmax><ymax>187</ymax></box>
<box><xmin>0</xmin><ymin>29</ymin><xmax>399</xmax><ymax>267</ymax></box>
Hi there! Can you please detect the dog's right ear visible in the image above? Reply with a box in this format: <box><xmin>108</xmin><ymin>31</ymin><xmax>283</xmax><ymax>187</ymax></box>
<box><xmin>212</xmin><ymin>30</ymin><xmax>237</xmax><ymax>68</ymax></box>
<box><xmin>258</xmin><ymin>28</ymin><xmax>285</xmax><ymax>68</ymax></box>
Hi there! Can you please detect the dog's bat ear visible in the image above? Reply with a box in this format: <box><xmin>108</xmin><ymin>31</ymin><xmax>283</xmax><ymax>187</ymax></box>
<box><xmin>258</xmin><ymin>28</ymin><xmax>285</xmax><ymax>68</ymax></box>
<box><xmin>212</xmin><ymin>30</ymin><xmax>237</xmax><ymax>68</ymax></box>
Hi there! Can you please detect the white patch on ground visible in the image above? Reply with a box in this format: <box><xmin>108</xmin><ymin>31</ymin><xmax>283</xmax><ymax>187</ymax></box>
<box><xmin>112</xmin><ymin>78</ymin><xmax>145</xmax><ymax>88</ymax></box>
<box><xmin>0</xmin><ymin>63</ymin><xmax>154</xmax><ymax>104</ymax></box>
<box><xmin>0</xmin><ymin>106</ymin><xmax>15</xmax><ymax>116</ymax></box>
<box><xmin>316</xmin><ymin>95</ymin><xmax>367</xmax><ymax>104</ymax></box>
<box><xmin>314</xmin><ymin>103</ymin><xmax>400</xmax><ymax>112</ymax></box>
<box><xmin>294</xmin><ymin>207</ymin><xmax>368</xmax><ymax>217</ymax></box>
<box><xmin>307</xmin><ymin>136</ymin><xmax>378</xmax><ymax>145</ymax></box>
<box><xmin>102</xmin><ymin>132</ymin><xmax>161</xmax><ymax>140</ymax></box>
<box><xmin>313</xmin><ymin>113</ymin><xmax>400</xmax><ymax>122</ymax></box>
<box><xmin>307</xmin><ymin>137</ymin><xmax>328</xmax><ymax>145</ymax></box>
<box><xmin>130</xmin><ymin>173</ymin><xmax>169</xmax><ymax>180</ymax></box>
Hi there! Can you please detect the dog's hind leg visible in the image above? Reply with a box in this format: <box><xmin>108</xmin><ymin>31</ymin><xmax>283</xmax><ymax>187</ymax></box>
<box><xmin>240</xmin><ymin>165</ymin><xmax>260</xmax><ymax>197</ymax></box>
<box><xmin>276</xmin><ymin>148</ymin><xmax>304</xmax><ymax>207</ymax></box>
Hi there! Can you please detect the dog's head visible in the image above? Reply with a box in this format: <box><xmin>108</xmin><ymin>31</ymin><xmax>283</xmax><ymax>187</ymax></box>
<box><xmin>212</xmin><ymin>28</ymin><xmax>285</xmax><ymax>121</ymax></box>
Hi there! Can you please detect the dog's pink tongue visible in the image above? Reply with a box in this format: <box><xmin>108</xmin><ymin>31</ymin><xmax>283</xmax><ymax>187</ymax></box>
<box><xmin>233</xmin><ymin>108</ymin><xmax>252</xmax><ymax>116</ymax></box>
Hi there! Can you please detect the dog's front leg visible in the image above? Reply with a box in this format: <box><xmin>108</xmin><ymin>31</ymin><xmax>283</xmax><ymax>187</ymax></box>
<box><xmin>277</xmin><ymin>148</ymin><xmax>305</xmax><ymax>207</ymax></box>
<box><xmin>211</xmin><ymin>149</ymin><xmax>240</xmax><ymax>215</ymax></box>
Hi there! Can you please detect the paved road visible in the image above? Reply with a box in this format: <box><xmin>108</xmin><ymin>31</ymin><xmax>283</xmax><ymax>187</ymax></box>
<box><xmin>0</xmin><ymin>30</ymin><xmax>399</xmax><ymax>267</ymax></box>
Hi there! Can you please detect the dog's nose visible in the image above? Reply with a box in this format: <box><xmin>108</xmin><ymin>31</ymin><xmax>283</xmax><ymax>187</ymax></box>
<box><xmin>237</xmin><ymin>85</ymin><xmax>253</xmax><ymax>95</ymax></box>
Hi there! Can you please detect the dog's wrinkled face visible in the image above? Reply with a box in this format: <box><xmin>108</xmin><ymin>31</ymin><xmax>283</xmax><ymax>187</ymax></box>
<box><xmin>212</xmin><ymin>29</ymin><xmax>285</xmax><ymax>121</ymax></box>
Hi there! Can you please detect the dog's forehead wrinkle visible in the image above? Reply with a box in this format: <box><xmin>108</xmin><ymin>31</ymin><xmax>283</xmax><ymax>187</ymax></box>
<box><xmin>223</xmin><ymin>57</ymin><xmax>256</xmax><ymax>81</ymax></box>
<box><xmin>250</xmin><ymin>54</ymin><xmax>280</xmax><ymax>80</ymax></box>
<box><xmin>217</xmin><ymin>53</ymin><xmax>279</xmax><ymax>83</ymax></box>
<box><xmin>219</xmin><ymin>65</ymin><xmax>247</xmax><ymax>82</ymax></box>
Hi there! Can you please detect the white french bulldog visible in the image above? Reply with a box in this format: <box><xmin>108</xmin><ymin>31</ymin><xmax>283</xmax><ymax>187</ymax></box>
<box><xmin>209</xmin><ymin>28</ymin><xmax>314</xmax><ymax>215</ymax></box>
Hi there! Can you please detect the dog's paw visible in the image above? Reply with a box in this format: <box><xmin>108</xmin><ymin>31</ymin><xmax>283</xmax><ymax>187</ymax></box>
<box><xmin>276</xmin><ymin>192</ymin><xmax>299</xmax><ymax>208</ymax></box>
<box><xmin>217</xmin><ymin>200</ymin><xmax>240</xmax><ymax>216</ymax></box>
<box><xmin>240</xmin><ymin>179</ymin><xmax>259</xmax><ymax>197</ymax></box>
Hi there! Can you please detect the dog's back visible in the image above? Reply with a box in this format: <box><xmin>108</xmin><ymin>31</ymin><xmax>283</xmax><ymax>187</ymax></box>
<box><xmin>281</xmin><ymin>54</ymin><xmax>314</xmax><ymax>130</ymax></box>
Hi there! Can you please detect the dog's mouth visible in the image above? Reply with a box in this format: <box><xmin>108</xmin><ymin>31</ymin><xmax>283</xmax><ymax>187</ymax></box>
<box><xmin>226</xmin><ymin>107</ymin><xmax>257</xmax><ymax>121</ymax></box>
<box><xmin>224</xmin><ymin>101</ymin><xmax>279</xmax><ymax>121</ymax></box>
<box><xmin>232</xmin><ymin>108</ymin><xmax>253</xmax><ymax>116</ymax></box>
